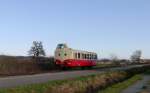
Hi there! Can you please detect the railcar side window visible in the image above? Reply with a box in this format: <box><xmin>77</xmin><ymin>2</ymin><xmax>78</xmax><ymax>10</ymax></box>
<box><xmin>95</xmin><ymin>55</ymin><xmax>98</xmax><ymax>59</ymax></box>
<box><xmin>85</xmin><ymin>54</ymin><xmax>87</xmax><ymax>59</ymax></box>
<box><xmin>82</xmin><ymin>54</ymin><xmax>84</xmax><ymax>59</ymax></box>
<box><xmin>94</xmin><ymin>55</ymin><xmax>97</xmax><ymax>59</ymax></box>
<box><xmin>87</xmin><ymin>54</ymin><xmax>89</xmax><ymax>59</ymax></box>
<box><xmin>78</xmin><ymin>53</ymin><xmax>80</xmax><ymax>59</ymax></box>
<box><xmin>90</xmin><ymin>54</ymin><xmax>92</xmax><ymax>59</ymax></box>
<box><xmin>91</xmin><ymin>54</ymin><xmax>94</xmax><ymax>59</ymax></box>
<box><xmin>93</xmin><ymin>55</ymin><xmax>95</xmax><ymax>59</ymax></box>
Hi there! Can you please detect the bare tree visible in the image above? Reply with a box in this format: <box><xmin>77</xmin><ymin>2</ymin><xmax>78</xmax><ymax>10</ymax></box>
<box><xmin>130</xmin><ymin>50</ymin><xmax>142</xmax><ymax>63</ymax></box>
<box><xmin>28</xmin><ymin>41</ymin><xmax>46</xmax><ymax>58</ymax></box>
<box><xmin>110</xmin><ymin>54</ymin><xmax>120</xmax><ymax>65</ymax></box>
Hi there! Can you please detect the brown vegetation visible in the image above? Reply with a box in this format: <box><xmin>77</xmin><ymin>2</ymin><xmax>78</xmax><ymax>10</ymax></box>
<box><xmin>0</xmin><ymin>55</ymin><xmax>56</xmax><ymax>76</ymax></box>
<box><xmin>44</xmin><ymin>71</ymin><xmax>127</xmax><ymax>93</ymax></box>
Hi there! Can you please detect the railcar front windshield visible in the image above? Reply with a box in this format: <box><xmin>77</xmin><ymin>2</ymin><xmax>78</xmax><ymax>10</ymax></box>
<box><xmin>57</xmin><ymin>44</ymin><xmax>67</xmax><ymax>49</ymax></box>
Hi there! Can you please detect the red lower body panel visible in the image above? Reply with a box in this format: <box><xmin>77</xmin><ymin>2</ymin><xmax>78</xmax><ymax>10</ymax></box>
<box><xmin>55</xmin><ymin>59</ymin><xmax>96</xmax><ymax>67</ymax></box>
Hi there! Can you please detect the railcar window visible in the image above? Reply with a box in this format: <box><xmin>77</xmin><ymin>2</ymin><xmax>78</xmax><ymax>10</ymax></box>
<box><xmin>85</xmin><ymin>54</ymin><xmax>87</xmax><ymax>59</ymax></box>
<box><xmin>87</xmin><ymin>54</ymin><xmax>89</xmax><ymax>59</ymax></box>
<box><xmin>78</xmin><ymin>53</ymin><xmax>80</xmax><ymax>59</ymax></box>
<box><xmin>64</xmin><ymin>53</ymin><xmax>67</xmax><ymax>56</ymax></box>
<box><xmin>89</xmin><ymin>54</ymin><xmax>91</xmax><ymax>59</ymax></box>
<box><xmin>91</xmin><ymin>55</ymin><xmax>94</xmax><ymax>59</ymax></box>
<box><xmin>58</xmin><ymin>44</ymin><xmax>64</xmax><ymax>49</ymax></box>
<box><xmin>90</xmin><ymin>54</ymin><xmax>92</xmax><ymax>59</ymax></box>
<box><xmin>93</xmin><ymin>55</ymin><xmax>95</xmax><ymax>59</ymax></box>
<box><xmin>94</xmin><ymin>55</ymin><xmax>97</xmax><ymax>59</ymax></box>
<box><xmin>82</xmin><ymin>54</ymin><xmax>84</xmax><ymax>59</ymax></box>
<box><xmin>95</xmin><ymin>55</ymin><xmax>97</xmax><ymax>59</ymax></box>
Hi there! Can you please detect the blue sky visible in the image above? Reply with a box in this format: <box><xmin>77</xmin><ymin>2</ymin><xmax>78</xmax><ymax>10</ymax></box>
<box><xmin>0</xmin><ymin>0</ymin><xmax>150</xmax><ymax>59</ymax></box>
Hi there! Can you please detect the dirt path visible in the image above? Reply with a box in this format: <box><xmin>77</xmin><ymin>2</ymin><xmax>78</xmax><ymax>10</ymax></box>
<box><xmin>122</xmin><ymin>75</ymin><xmax>150</xmax><ymax>93</ymax></box>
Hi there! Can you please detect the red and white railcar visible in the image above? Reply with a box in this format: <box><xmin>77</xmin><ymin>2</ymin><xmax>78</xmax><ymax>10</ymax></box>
<box><xmin>55</xmin><ymin>44</ymin><xmax>98</xmax><ymax>68</ymax></box>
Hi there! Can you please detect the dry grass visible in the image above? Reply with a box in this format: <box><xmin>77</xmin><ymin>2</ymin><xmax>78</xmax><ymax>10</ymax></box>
<box><xmin>44</xmin><ymin>71</ymin><xmax>127</xmax><ymax>93</ymax></box>
<box><xmin>0</xmin><ymin>71</ymin><xmax>128</xmax><ymax>93</ymax></box>
<box><xmin>0</xmin><ymin>55</ymin><xmax>55</xmax><ymax>76</ymax></box>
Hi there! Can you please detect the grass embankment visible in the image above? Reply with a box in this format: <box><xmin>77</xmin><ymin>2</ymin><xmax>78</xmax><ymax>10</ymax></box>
<box><xmin>99</xmin><ymin>75</ymin><xmax>142</xmax><ymax>93</ymax></box>
<box><xmin>0</xmin><ymin>71</ymin><xmax>128</xmax><ymax>93</ymax></box>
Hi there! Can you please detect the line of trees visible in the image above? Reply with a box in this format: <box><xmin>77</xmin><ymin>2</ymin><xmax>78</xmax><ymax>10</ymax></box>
<box><xmin>109</xmin><ymin>50</ymin><xmax>142</xmax><ymax>64</ymax></box>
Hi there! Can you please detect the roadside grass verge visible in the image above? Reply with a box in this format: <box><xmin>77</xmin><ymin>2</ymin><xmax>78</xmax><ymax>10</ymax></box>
<box><xmin>0</xmin><ymin>71</ymin><xmax>128</xmax><ymax>93</ymax></box>
<box><xmin>99</xmin><ymin>75</ymin><xmax>142</xmax><ymax>93</ymax></box>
